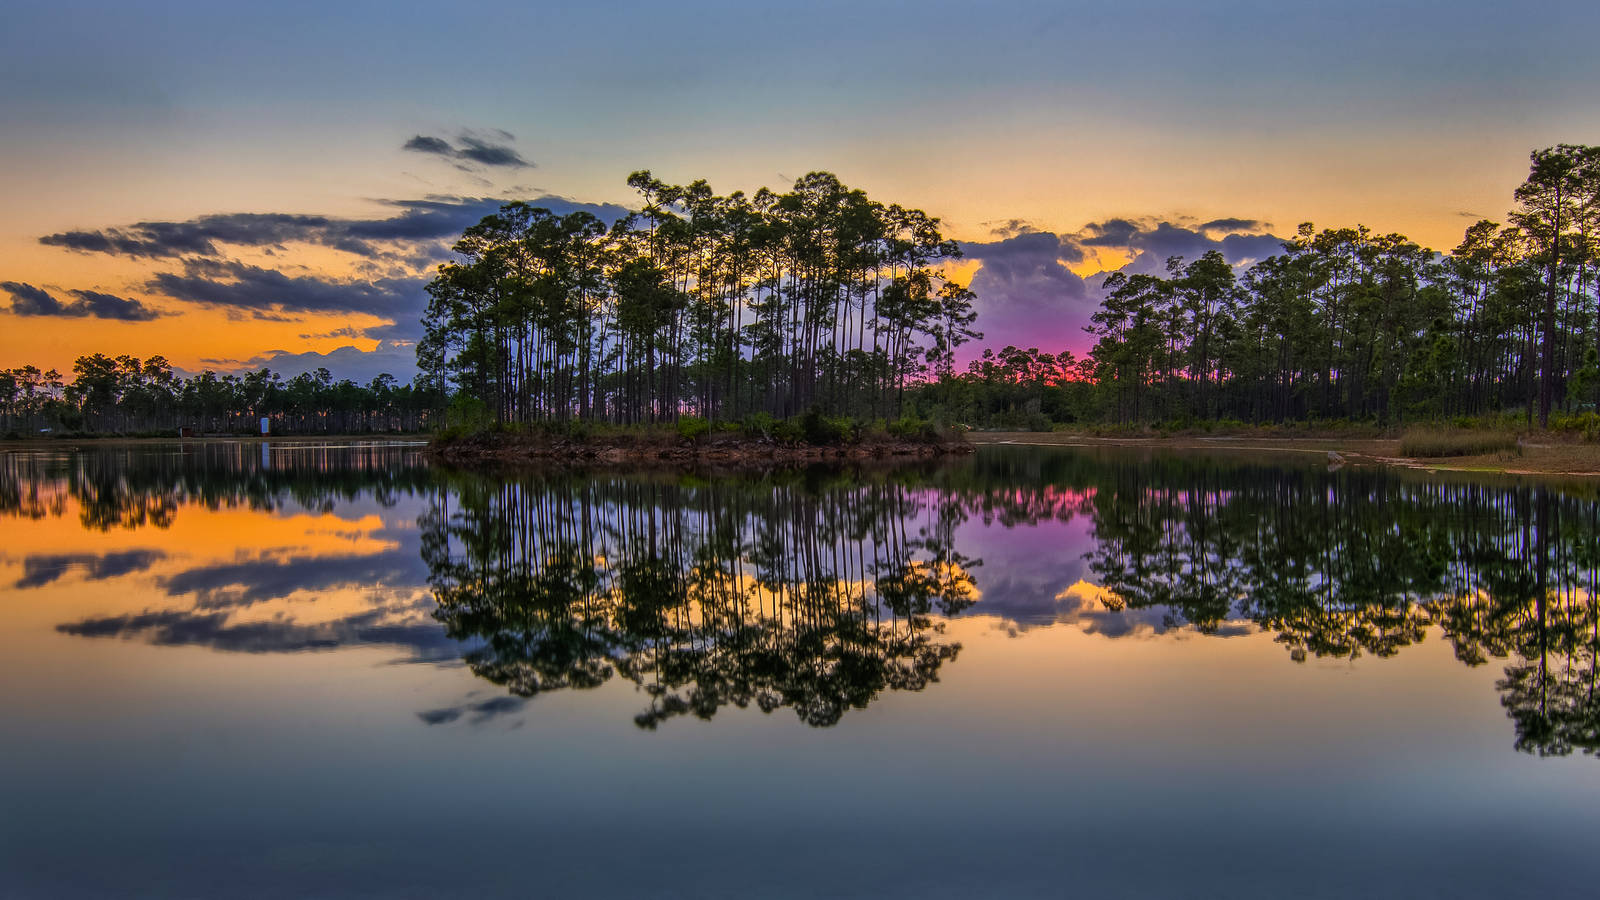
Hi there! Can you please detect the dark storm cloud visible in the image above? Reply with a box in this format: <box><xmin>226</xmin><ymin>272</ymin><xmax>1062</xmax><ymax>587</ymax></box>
<box><xmin>402</xmin><ymin>130</ymin><xmax>533</xmax><ymax>169</ymax></box>
<box><xmin>1</xmin><ymin>281</ymin><xmax>162</xmax><ymax>321</ymax></box>
<box><xmin>147</xmin><ymin>259</ymin><xmax>427</xmax><ymax>319</ymax></box>
<box><xmin>39</xmin><ymin>195</ymin><xmax>629</xmax><ymax>261</ymax></box>
<box><xmin>14</xmin><ymin>549</ymin><xmax>166</xmax><ymax>589</ymax></box>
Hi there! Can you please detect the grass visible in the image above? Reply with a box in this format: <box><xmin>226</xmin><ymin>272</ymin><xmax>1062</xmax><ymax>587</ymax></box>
<box><xmin>1398</xmin><ymin>428</ymin><xmax>1520</xmax><ymax>458</ymax></box>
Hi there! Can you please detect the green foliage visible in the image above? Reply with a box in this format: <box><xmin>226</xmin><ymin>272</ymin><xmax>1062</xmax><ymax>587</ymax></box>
<box><xmin>740</xmin><ymin>412</ymin><xmax>778</xmax><ymax>439</ymax></box>
<box><xmin>445</xmin><ymin>395</ymin><xmax>492</xmax><ymax>433</ymax></box>
<box><xmin>1549</xmin><ymin>411</ymin><xmax>1600</xmax><ymax>441</ymax></box>
<box><xmin>675</xmin><ymin>415</ymin><xmax>711</xmax><ymax>442</ymax></box>
<box><xmin>771</xmin><ymin>417</ymin><xmax>806</xmax><ymax>444</ymax></box>
<box><xmin>799</xmin><ymin>407</ymin><xmax>857</xmax><ymax>445</ymax></box>
<box><xmin>888</xmin><ymin>415</ymin><xmax>939</xmax><ymax>443</ymax></box>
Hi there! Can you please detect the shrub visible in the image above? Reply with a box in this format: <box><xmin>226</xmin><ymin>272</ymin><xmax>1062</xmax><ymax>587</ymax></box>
<box><xmin>741</xmin><ymin>412</ymin><xmax>778</xmax><ymax>439</ymax></box>
<box><xmin>676</xmin><ymin>415</ymin><xmax>711</xmax><ymax>442</ymax></box>
<box><xmin>443</xmin><ymin>395</ymin><xmax>492</xmax><ymax>433</ymax></box>
<box><xmin>772</xmin><ymin>417</ymin><xmax>806</xmax><ymax>444</ymax></box>
<box><xmin>1550</xmin><ymin>411</ymin><xmax>1600</xmax><ymax>442</ymax></box>
<box><xmin>1399</xmin><ymin>428</ymin><xmax>1520</xmax><ymax>458</ymax></box>
<box><xmin>799</xmin><ymin>407</ymin><xmax>856</xmax><ymax>445</ymax></box>
<box><xmin>888</xmin><ymin>415</ymin><xmax>940</xmax><ymax>443</ymax></box>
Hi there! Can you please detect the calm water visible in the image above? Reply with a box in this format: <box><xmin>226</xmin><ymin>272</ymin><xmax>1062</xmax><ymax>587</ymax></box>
<box><xmin>2</xmin><ymin>441</ymin><xmax>1598</xmax><ymax>898</ymax></box>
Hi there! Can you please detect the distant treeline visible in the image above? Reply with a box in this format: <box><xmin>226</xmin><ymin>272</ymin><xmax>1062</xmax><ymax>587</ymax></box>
<box><xmin>0</xmin><ymin>355</ymin><xmax>440</xmax><ymax>437</ymax></box>
<box><xmin>912</xmin><ymin>144</ymin><xmax>1600</xmax><ymax>431</ymax></box>
<box><xmin>419</xmin><ymin>170</ymin><xmax>979</xmax><ymax>427</ymax></box>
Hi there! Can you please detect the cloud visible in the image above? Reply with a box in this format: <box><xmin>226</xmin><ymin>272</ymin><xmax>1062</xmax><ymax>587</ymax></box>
<box><xmin>957</xmin><ymin>232</ymin><xmax>1094</xmax><ymax>358</ymax></box>
<box><xmin>401</xmin><ymin>135</ymin><xmax>454</xmax><ymax>155</ymax></box>
<box><xmin>148</xmin><ymin>259</ymin><xmax>426</xmax><ymax>319</ymax></box>
<box><xmin>2</xmin><ymin>281</ymin><xmax>162</xmax><ymax>321</ymax></box>
<box><xmin>56</xmin><ymin>606</ymin><xmax>462</xmax><ymax>657</ymax></box>
<box><xmin>39</xmin><ymin>213</ymin><xmax>332</xmax><ymax>258</ymax></box>
<box><xmin>68</xmin><ymin>289</ymin><xmax>165</xmax><ymax>321</ymax></box>
<box><xmin>416</xmin><ymin>695</ymin><xmax>527</xmax><ymax>726</ymax></box>
<box><xmin>1094</xmin><ymin>220</ymin><xmax>1284</xmax><ymax>276</ymax></box>
<box><xmin>1078</xmin><ymin>218</ymin><xmax>1141</xmax><ymax>248</ymax></box>
<box><xmin>39</xmin><ymin>195</ymin><xmax>629</xmax><ymax>261</ymax></box>
<box><xmin>956</xmin><ymin>216</ymin><xmax>1285</xmax><ymax>360</ymax></box>
<box><xmin>2</xmin><ymin>281</ymin><xmax>60</xmax><ymax>313</ymax></box>
<box><xmin>1198</xmin><ymin>217</ymin><xmax>1266</xmax><ymax>234</ymax></box>
<box><xmin>211</xmin><ymin>341</ymin><xmax>422</xmax><ymax>383</ymax></box>
<box><xmin>403</xmin><ymin>130</ymin><xmax>533</xmax><ymax>169</ymax></box>
<box><xmin>14</xmin><ymin>549</ymin><xmax>166</xmax><ymax>589</ymax></box>
<box><xmin>160</xmin><ymin>548</ymin><xmax>428</xmax><ymax>609</ymax></box>
<box><xmin>983</xmin><ymin>218</ymin><xmax>1042</xmax><ymax>239</ymax></box>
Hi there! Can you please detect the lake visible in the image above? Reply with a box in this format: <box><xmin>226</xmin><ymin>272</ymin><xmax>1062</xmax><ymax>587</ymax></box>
<box><xmin>2</xmin><ymin>440</ymin><xmax>1597</xmax><ymax>898</ymax></box>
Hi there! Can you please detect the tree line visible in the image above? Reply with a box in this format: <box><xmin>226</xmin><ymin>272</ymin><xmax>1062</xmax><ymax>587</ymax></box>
<box><xmin>419</xmin><ymin>170</ymin><xmax>980</xmax><ymax>428</ymax></box>
<box><xmin>913</xmin><ymin>144</ymin><xmax>1600</xmax><ymax>430</ymax></box>
<box><xmin>0</xmin><ymin>355</ymin><xmax>442</xmax><ymax>436</ymax></box>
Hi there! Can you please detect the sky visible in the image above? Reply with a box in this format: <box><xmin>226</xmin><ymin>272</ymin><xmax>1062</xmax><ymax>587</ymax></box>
<box><xmin>4</xmin><ymin>0</ymin><xmax>1599</xmax><ymax>382</ymax></box>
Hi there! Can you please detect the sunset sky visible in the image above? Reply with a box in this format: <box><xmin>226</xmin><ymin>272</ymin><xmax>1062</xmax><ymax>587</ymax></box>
<box><xmin>5</xmin><ymin>0</ymin><xmax>1599</xmax><ymax>382</ymax></box>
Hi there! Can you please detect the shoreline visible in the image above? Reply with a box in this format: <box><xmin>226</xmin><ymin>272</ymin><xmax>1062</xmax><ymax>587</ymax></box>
<box><xmin>427</xmin><ymin>430</ymin><xmax>973</xmax><ymax>467</ymax></box>
<box><xmin>966</xmin><ymin>431</ymin><xmax>1600</xmax><ymax>478</ymax></box>
<box><xmin>0</xmin><ymin>434</ymin><xmax>428</xmax><ymax>450</ymax></box>
<box><xmin>6</xmin><ymin>429</ymin><xmax>1594</xmax><ymax>479</ymax></box>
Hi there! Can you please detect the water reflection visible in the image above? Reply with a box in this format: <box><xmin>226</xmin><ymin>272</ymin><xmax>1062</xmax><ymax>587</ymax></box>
<box><xmin>9</xmin><ymin>442</ymin><xmax>1600</xmax><ymax>755</ymax></box>
<box><xmin>421</xmin><ymin>470</ymin><xmax>980</xmax><ymax>727</ymax></box>
<box><xmin>0</xmin><ymin>440</ymin><xmax>429</xmax><ymax>530</ymax></box>
<box><xmin>962</xmin><ymin>448</ymin><xmax>1600</xmax><ymax>757</ymax></box>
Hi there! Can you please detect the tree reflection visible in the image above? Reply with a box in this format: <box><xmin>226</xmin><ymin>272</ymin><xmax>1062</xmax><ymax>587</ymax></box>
<box><xmin>0</xmin><ymin>441</ymin><xmax>430</xmax><ymax>529</ymax></box>
<box><xmin>421</xmin><ymin>470</ymin><xmax>979</xmax><ymax>728</ymax></box>
<box><xmin>954</xmin><ymin>447</ymin><xmax>1600</xmax><ymax>758</ymax></box>
<box><xmin>25</xmin><ymin>439</ymin><xmax>1600</xmax><ymax>754</ymax></box>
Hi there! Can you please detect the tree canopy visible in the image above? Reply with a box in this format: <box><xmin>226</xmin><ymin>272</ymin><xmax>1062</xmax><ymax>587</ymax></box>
<box><xmin>418</xmin><ymin>170</ymin><xmax>979</xmax><ymax>427</ymax></box>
